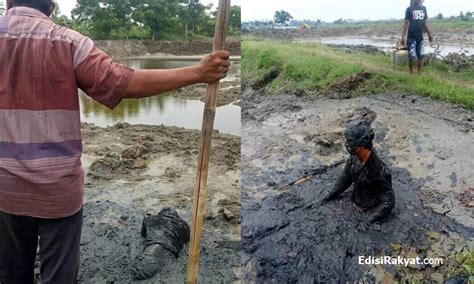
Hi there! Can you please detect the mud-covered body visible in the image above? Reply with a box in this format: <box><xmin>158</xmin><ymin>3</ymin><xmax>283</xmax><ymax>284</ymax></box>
<box><xmin>326</xmin><ymin>151</ymin><xmax>395</xmax><ymax>224</ymax></box>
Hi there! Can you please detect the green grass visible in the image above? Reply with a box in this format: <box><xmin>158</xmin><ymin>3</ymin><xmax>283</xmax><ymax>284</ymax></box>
<box><xmin>242</xmin><ymin>40</ymin><xmax>474</xmax><ymax>109</ymax></box>
<box><xmin>446</xmin><ymin>250</ymin><xmax>474</xmax><ymax>280</ymax></box>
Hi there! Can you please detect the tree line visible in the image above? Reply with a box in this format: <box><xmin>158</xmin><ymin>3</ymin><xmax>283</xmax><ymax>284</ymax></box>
<box><xmin>1</xmin><ymin>0</ymin><xmax>241</xmax><ymax>40</ymax></box>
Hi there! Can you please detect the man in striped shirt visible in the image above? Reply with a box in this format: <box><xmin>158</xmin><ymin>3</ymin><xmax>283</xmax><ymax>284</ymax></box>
<box><xmin>0</xmin><ymin>0</ymin><xmax>230</xmax><ymax>283</ymax></box>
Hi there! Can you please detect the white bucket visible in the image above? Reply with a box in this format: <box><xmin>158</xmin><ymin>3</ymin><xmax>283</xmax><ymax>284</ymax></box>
<box><xmin>391</xmin><ymin>50</ymin><xmax>408</xmax><ymax>65</ymax></box>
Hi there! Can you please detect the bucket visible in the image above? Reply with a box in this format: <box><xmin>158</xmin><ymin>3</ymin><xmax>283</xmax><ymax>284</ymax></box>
<box><xmin>391</xmin><ymin>49</ymin><xmax>408</xmax><ymax>65</ymax></box>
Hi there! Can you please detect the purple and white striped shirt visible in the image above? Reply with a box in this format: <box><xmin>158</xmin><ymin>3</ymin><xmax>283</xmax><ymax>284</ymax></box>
<box><xmin>0</xmin><ymin>7</ymin><xmax>134</xmax><ymax>218</ymax></box>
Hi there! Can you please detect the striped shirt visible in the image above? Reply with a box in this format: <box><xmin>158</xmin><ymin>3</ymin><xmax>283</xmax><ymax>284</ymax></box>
<box><xmin>0</xmin><ymin>7</ymin><xmax>134</xmax><ymax>218</ymax></box>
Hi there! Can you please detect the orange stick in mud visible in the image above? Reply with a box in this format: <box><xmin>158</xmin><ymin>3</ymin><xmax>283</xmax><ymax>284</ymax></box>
<box><xmin>186</xmin><ymin>0</ymin><xmax>231</xmax><ymax>283</ymax></box>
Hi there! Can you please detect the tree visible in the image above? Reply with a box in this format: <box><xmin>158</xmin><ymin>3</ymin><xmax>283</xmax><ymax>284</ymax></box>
<box><xmin>459</xmin><ymin>11</ymin><xmax>473</xmax><ymax>21</ymax></box>
<box><xmin>0</xmin><ymin>0</ymin><xmax>5</xmax><ymax>16</ymax></box>
<box><xmin>68</xmin><ymin>0</ymin><xmax>240</xmax><ymax>40</ymax></box>
<box><xmin>466</xmin><ymin>11</ymin><xmax>473</xmax><ymax>20</ymax></box>
<box><xmin>131</xmin><ymin>0</ymin><xmax>183</xmax><ymax>40</ymax></box>
<box><xmin>229</xmin><ymin>5</ymin><xmax>241</xmax><ymax>34</ymax></box>
<box><xmin>52</xmin><ymin>3</ymin><xmax>73</xmax><ymax>28</ymax></box>
<box><xmin>73</xmin><ymin>0</ymin><xmax>134</xmax><ymax>39</ymax></box>
<box><xmin>274</xmin><ymin>10</ymin><xmax>293</xmax><ymax>26</ymax></box>
<box><xmin>436</xmin><ymin>13</ymin><xmax>443</xmax><ymax>20</ymax></box>
<box><xmin>178</xmin><ymin>0</ymin><xmax>210</xmax><ymax>39</ymax></box>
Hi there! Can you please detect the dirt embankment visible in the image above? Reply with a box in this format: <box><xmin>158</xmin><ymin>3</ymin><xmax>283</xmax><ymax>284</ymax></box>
<box><xmin>76</xmin><ymin>123</ymin><xmax>241</xmax><ymax>283</ymax></box>
<box><xmin>241</xmin><ymin>86</ymin><xmax>474</xmax><ymax>282</ymax></box>
<box><xmin>245</xmin><ymin>26</ymin><xmax>474</xmax><ymax>45</ymax></box>
<box><xmin>174</xmin><ymin>80</ymin><xmax>241</xmax><ymax>106</ymax></box>
<box><xmin>95</xmin><ymin>39</ymin><xmax>242</xmax><ymax>106</ymax></box>
<box><xmin>95</xmin><ymin>37</ymin><xmax>241</xmax><ymax>59</ymax></box>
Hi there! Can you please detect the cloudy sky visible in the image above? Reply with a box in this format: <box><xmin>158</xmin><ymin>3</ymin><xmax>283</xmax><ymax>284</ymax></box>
<box><xmin>241</xmin><ymin>0</ymin><xmax>473</xmax><ymax>22</ymax></box>
<box><xmin>56</xmin><ymin>0</ymin><xmax>242</xmax><ymax>18</ymax></box>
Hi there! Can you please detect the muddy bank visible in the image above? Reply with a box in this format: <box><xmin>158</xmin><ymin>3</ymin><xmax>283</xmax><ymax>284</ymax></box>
<box><xmin>173</xmin><ymin>79</ymin><xmax>241</xmax><ymax>106</ymax></box>
<box><xmin>96</xmin><ymin>38</ymin><xmax>241</xmax><ymax>59</ymax></box>
<box><xmin>78</xmin><ymin>123</ymin><xmax>241</xmax><ymax>282</ymax></box>
<box><xmin>245</xmin><ymin>26</ymin><xmax>474</xmax><ymax>45</ymax></box>
<box><xmin>241</xmin><ymin>87</ymin><xmax>474</xmax><ymax>282</ymax></box>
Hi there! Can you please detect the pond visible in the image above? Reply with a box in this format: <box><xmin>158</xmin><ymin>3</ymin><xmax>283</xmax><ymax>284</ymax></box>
<box><xmin>315</xmin><ymin>37</ymin><xmax>474</xmax><ymax>56</ymax></box>
<box><xmin>79</xmin><ymin>58</ymin><xmax>241</xmax><ymax>136</ymax></box>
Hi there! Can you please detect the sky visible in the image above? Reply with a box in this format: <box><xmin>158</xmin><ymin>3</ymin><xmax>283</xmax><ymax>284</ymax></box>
<box><xmin>56</xmin><ymin>0</ymin><xmax>242</xmax><ymax>18</ymax></box>
<box><xmin>241</xmin><ymin>0</ymin><xmax>474</xmax><ymax>22</ymax></box>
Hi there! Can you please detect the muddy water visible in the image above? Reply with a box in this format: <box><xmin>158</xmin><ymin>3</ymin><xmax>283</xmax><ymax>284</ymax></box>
<box><xmin>79</xmin><ymin>58</ymin><xmax>241</xmax><ymax>136</ymax></box>
<box><xmin>315</xmin><ymin>37</ymin><xmax>474</xmax><ymax>56</ymax></box>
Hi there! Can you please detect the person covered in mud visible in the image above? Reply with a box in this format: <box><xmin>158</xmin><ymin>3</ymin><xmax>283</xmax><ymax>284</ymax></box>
<box><xmin>0</xmin><ymin>0</ymin><xmax>230</xmax><ymax>283</ymax></box>
<box><xmin>400</xmin><ymin>0</ymin><xmax>434</xmax><ymax>74</ymax></box>
<box><xmin>322</xmin><ymin>120</ymin><xmax>395</xmax><ymax>229</ymax></box>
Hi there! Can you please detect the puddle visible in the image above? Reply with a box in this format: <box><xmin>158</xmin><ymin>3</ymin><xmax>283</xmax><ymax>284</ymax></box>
<box><xmin>79</xmin><ymin>58</ymin><xmax>241</xmax><ymax>136</ymax></box>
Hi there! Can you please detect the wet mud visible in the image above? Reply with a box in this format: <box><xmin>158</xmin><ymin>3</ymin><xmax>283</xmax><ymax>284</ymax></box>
<box><xmin>244</xmin><ymin>26</ymin><xmax>474</xmax><ymax>46</ymax></box>
<box><xmin>173</xmin><ymin>79</ymin><xmax>241</xmax><ymax>106</ymax></box>
<box><xmin>328</xmin><ymin>71</ymin><xmax>375</xmax><ymax>97</ymax></box>
<box><xmin>78</xmin><ymin>123</ymin><xmax>241</xmax><ymax>283</ymax></box>
<box><xmin>327</xmin><ymin>43</ymin><xmax>386</xmax><ymax>55</ymax></box>
<box><xmin>441</xmin><ymin>53</ymin><xmax>474</xmax><ymax>72</ymax></box>
<box><xmin>241</xmin><ymin>87</ymin><xmax>474</xmax><ymax>282</ymax></box>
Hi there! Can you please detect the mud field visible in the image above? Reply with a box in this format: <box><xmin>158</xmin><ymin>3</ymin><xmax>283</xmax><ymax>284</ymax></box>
<box><xmin>75</xmin><ymin>123</ymin><xmax>241</xmax><ymax>283</ymax></box>
<box><xmin>174</xmin><ymin>79</ymin><xmax>242</xmax><ymax>107</ymax></box>
<box><xmin>241</xmin><ymin>87</ymin><xmax>474</xmax><ymax>282</ymax></box>
<box><xmin>245</xmin><ymin>26</ymin><xmax>474</xmax><ymax>46</ymax></box>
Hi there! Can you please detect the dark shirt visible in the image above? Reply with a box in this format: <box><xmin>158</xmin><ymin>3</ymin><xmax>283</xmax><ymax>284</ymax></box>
<box><xmin>325</xmin><ymin>151</ymin><xmax>395</xmax><ymax>224</ymax></box>
<box><xmin>405</xmin><ymin>4</ymin><xmax>428</xmax><ymax>40</ymax></box>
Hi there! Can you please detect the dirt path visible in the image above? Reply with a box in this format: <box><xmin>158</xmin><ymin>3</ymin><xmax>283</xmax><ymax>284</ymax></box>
<box><xmin>241</xmin><ymin>88</ymin><xmax>473</xmax><ymax>282</ymax></box>
<box><xmin>77</xmin><ymin>123</ymin><xmax>241</xmax><ymax>283</ymax></box>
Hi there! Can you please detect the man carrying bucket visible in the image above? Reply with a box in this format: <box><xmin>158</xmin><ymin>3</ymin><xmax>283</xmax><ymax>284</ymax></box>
<box><xmin>400</xmin><ymin>0</ymin><xmax>434</xmax><ymax>74</ymax></box>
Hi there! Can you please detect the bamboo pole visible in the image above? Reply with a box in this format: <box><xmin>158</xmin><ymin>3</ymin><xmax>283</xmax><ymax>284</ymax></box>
<box><xmin>186</xmin><ymin>0</ymin><xmax>231</xmax><ymax>283</ymax></box>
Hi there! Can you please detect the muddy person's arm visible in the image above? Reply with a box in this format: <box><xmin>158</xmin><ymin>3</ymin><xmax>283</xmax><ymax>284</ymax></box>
<box><xmin>323</xmin><ymin>160</ymin><xmax>352</xmax><ymax>202</ymax></box>
<box><xmin>124</xmin><ymin>51</ymin><xmax>230</xmax><ymax>99</ymax></box>
<box><xmin>368</xmin><ymin>175</ymin><xmax>395</xmax><ymax>224</ymax></box>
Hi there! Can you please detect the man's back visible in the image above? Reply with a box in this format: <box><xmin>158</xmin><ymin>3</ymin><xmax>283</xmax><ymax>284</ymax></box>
<box><xmin>0</xmin><ymin>7</ymin><xmax>133</xmax><ymax>218</ymax></box>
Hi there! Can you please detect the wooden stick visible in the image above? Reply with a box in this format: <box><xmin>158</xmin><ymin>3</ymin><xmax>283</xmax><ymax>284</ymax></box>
<box><xmin>186</xmin><ymin>0</ymin><xmax>231</xmax><ymax>283</ymax></box>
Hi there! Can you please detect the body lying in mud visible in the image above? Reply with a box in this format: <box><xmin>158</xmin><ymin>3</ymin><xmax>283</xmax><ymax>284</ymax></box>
<box><xmin>76</xmin><ymin>123</ymin><xmax>241</xmax><ymax>283</ymax></box>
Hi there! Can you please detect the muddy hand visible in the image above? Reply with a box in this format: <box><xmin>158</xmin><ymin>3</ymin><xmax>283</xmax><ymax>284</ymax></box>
<box><xmin>195</xmin><ymin>51</ymin><xmax>231</xmax><ymax>84</ymax></box>
<box><xmin>356</xmin><ymin>219</ymin><xmax>371</xmax><ymax>232</ymax></box>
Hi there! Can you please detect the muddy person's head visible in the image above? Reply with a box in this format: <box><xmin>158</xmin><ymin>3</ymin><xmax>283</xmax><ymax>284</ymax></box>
<box><xmin>7</xmin><ymin>0</ymin><xmax>56</xmax><ymax>16</ymax></box>
<box><xmin>344</xmin><ymin>119</ymin><xmax>374</xmax><ymax>154</ymax></box>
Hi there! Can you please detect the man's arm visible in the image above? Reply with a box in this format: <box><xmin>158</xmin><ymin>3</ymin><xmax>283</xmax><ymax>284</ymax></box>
<box><xmin>424</xmin><ymin>19</ymin><xmax>433</xmax><ymax>43</ymax></box>
<box><xmin>401</xmin><ymin>7</ymin><xmax>411</xmax><ymax>46</ymax></box>
<box><xmin>323</xmin><ymin>159</ymin><xmax>352</xmax><ymax>202</ymax></box>
<box><xmin>400</xmin><ymin>20</ymin><xmax>409</xmax><ymax>46</ymax></box>
<box><xmin>124</xmin><ymin>51</ymin><xmax>230</xmax><ymax>99</ymax></box>
<box><xmin>367</xmin><ymin>175</ymin><xmax>395</xmax><ymax>224</ymax></box>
